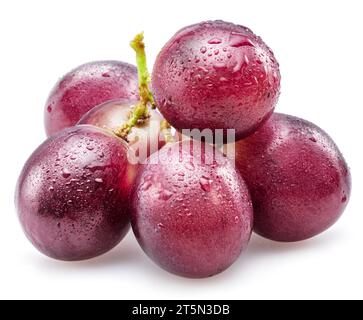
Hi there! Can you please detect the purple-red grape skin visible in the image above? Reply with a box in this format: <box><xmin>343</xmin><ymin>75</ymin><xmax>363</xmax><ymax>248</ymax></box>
<box><xmin>15</xmin><ymin>125</ymin><xmax>134</xmax><ymax>261</ymax></box>
<box><xmin>79</xmin><ymin>99</ymin><xmax>166</xmax><ymax>163</ymax></box>
<box><xmin>44</xmin><ymin>61</ymin><xmax>138</xmax><ymax>137</ymax></box>
<box><xmin>152</xmin><ymin>20</ymin><xmax>280</xmax><ymax>140</ymax></box>
<box><xmin>232</xmin><ymin>113</ymin><xmax>351</xmax><ymax>242</ymax></box>
<box><xmin>131</xmin><ymin>140</ymin><xmax>253</xmax><ymax>278</ymax></box>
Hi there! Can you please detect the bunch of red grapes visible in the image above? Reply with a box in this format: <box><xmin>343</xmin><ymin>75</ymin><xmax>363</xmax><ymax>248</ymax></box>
<box><xmin>15</xmin><ymin>21</ymin><xmax>351</xmax><ymax>278</ymax></box>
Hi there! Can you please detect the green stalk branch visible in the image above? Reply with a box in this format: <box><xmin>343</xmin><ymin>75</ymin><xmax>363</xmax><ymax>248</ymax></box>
<box><xmin>114</xmin><ymin>32</ymin><xmax>156</xmax><ymax>140</ymax></box>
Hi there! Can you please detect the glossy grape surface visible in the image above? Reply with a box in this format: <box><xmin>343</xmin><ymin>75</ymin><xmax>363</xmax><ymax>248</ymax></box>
<box><xmin>152</xmin><ymin>20</ymin><xmax>280</xmax><ymax>140</ymax></box>
<box><xmin>15</xmin><ymin>125</ymin><xmax>133</xmax><ymax>260</ymax></box>
<box><xmin>131</xmin><ymin>140</ymin><xmax>253</xmax><ymax>278</ymax></box>
<box><xmin>45</xmin><ymin>61</ymin><xmax>138</xmax><ymax>136</ymax></box>
<box><xmin>232</xmin><ymin>113</ymin><xmax>351</xmax><ymax>242</ymax></box>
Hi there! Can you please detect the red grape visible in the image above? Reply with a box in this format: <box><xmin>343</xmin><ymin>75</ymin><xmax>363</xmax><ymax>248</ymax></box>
<box><xmin>131</xmin><ymin>140</ymin><xmax>253</xmax><ymax>278</ymax></box>
<box><xmin>231</xmin><ymin>113</ymin><xmax>351</xmax><ymax>242</ymax></box>
<box><xmin>15</xmin><ymin>125</ymin><xmax>134</xmax><ymax>260</ymax></box>
<box><xmin>152</xmin><ymin>20</ymin><xmax>280</xmax><ymax>140</ymax></box>
<box><xmin>44</xmin><ymin>61</ymin><xmax>138</xmax><ymax>137</ymax></box>
<box><xmin>79</xmin><ymin>99</ymin><xmax>166</xmax><ymax>163</ymax></box>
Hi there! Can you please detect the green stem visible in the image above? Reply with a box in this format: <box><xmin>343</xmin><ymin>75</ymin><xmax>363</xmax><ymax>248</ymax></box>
<box><xmin>114</xmin><ymin>32</ymin><xmax>156</xmax><ymax>140</ymax></box>
<box><xmin>131</xmin><ymin>33</ymin><xmax>156</xmax><ymax>109</ymax></box>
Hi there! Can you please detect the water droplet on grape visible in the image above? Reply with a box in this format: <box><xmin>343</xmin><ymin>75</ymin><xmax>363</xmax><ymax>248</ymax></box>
<box><xmin>177</xmin><ymin>172</ymin><xmax>185</xmax><ymax>181</ymax></box>
<box><xmin>141</xmin><ymin>180</ymin><xmax>152</xmax><ymax>191</ymax></box>
<box><xmin>309</xmin><ymin>137</ymin><xmax>317</xmax><ymax>143</ymax></box>
<box><xmin>197</xmin><ymin>66</ymin><xmax>208</xmax><ymax>73</ymax></box>
<box><xmin>158</xmin><ymin>190</ymin><xmax>173</xmax><ymax>201</ymax></box>
<box><xmin>95</xmin><ymin>178</ymin><xmax>103</xmax><ymax>184</ymax></box>
<box><xmin>229</xmin><ymin>32</ymin><xmax>255</xmax><ymax>48</ymax></box>
<box><xmin>85</xmin><ymin>164</ymin><xmax>106</xmax><ymax>173</ymax></box>
<box><xmin>199</xmin><ymin>176</ymin><xmax>212</xmax><ymax>192</ymax></box>
<box><xmin>47</xmin><ymin>105</ymin><xmax>52</xmax><ymax>113</ymax></box>
<box><xmin>200</xmin><ymin>47</ymin><xmax>207</xmax><ymax>54</ymax></box>
<box><xmin>62</xmin><ymin>168</ymin><xmax>71</xmax><ymax>178</ymax></box>
<box><xmin>102</xmin><ymin>72</ymin><xmax>111</xmax><ymax>78</ymax></box>
<box><xmin>208</xmin><ymin>38</ymin><xmax>222</xmax><ymax>44</ymax></box>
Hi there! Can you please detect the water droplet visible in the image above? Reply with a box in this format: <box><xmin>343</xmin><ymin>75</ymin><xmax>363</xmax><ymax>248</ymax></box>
<box><xmin>158</xmin><ymin>190</ymin><xmax>173</xmax><ymax>201</ymax></box>
<box><xmin>177</xmin><ymin>172</ymin><xmax>185</xmax><ymax>181</ymax></box>
<box><xmin>219</xmin><ymin>77</ymin><xmax>228</xmax><ymax>82</ymax></box>
<box><xmin>200</xmin><ymin>46</ymin><xmax>207</xmax><ymax>54</ymax></box>
<box><xmin>141</xmin><ymin>181</ymin><xmax>152</xmax><ymax>191</ymax></box>
<box><xmin>342</xmin><ymin>194</ymin><xmax>347</xmax><ymax>203</ymax></box>
<box><xmin>95</xmin><ymin>178</ymin><xmax>103</xmax><ymax>184</ymax></box>
<box><xmin>197</xmin><ymin>66</ymin><xmax>208</xmax><ymax>73</ymax></box>
<box><xmin>214</xmin><ymin>49</ymin><xmax>220</xmax><ymax>55</ymax></box>
<box><xmin>309</xmin><ymin>137</ymin><xmax>317</xmax><ymax>143</ymax></box>
<box><xmin>158</xmin><ymin>223</ymin><xmax>165</xmax><ymax>228</ymax></box>
<box><xmin>86</xmin><ymin>145</ymin><xmax>94</xmax><ymax>151</ymax></box>
<box><xmin>229</xmin><ymin>32</ymin><xmax>255</xmax><ymax>48</ymax></box>
<box><xmin>85</xmin><ymin>165</ymin><xmax>106</xmax><ymax>173</ymax></box>
<box><xmin>199</xmin><ymin>176</ymin><xmax>212</xmax><ymax>192</ymax></box>
<box><xmin>208</xmin><ymin>38</ymin><xmax>222</xmax><ymax>44</ymax></box>
<box><xmin>47</xmin><ymin>105</ymin><xmax>52</xmax><ymax>113</ymax></box>
<box><xmin>62</xmin><ymin>168</ymin><xmax>71</xmax><ymax>178</ymax></box>
<box><xmin>49</xmin><ymin>186</ymin><xmax>54</xmax><ymax>192</ymax></box>
<box><xmin>102</xmin><ymin>72</ymin><xmax>111</xmax><ymax>78</ymax></box>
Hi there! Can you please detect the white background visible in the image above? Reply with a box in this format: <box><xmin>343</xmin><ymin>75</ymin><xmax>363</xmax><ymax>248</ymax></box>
<box><xmin>0</xmin><ymin>0</ymin><xmax>362</xmax><ymax>300</ymax></box>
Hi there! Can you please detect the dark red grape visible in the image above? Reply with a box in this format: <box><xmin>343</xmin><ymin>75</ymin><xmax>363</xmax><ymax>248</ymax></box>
<box><xmin>131</xmin><ymin>140</ymin><xmax>253</xmax><ymax>278</ymax></box>
<box><xmin>44</xmin><ymin>61</ymin><xmax>138</xmax><ymax>136</ymax></box>
<box><xmin>231</xmin><ymin>113</ymin><xmax>351</xmax><ymax>242</ymax></box>
<box><xmin>79</xmin><ymin>99</ymin><xmax>166</xmax><ymax>162</ymax></box>
<box><xmin>152</xmin><ymin>20</ymin><xmax>280</xmax><ymax>140</ymax></box>
<box><xmin>15</xmin><ymin>125</ymin><xmax>135</xmax><ymax>260</ymax></box>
